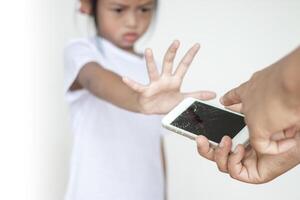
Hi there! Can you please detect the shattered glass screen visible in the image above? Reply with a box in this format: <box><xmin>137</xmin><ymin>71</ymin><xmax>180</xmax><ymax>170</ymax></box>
<box><xmin>171</xmin><ymin>101</ymin><xmax>246</xmax><ymax>143</ymax></box>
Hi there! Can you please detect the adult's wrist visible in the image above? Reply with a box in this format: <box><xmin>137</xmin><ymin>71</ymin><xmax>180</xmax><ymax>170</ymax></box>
<box><xmin>280</xmin><ymin>48</ymin><xmax>300</xmax><ymax>107</ymax></box>
<box><xmin>286</xmin><ymin>47</ymin><xmax>300</xmax><ymax>85</ymax></box>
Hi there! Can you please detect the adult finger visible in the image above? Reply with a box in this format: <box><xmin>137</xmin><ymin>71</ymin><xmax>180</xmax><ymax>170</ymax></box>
<box><xmin>196</xmin><ymin>135</ymin><xmax>215</xmax><ymax>161</ymax></box>
<box><xmin>214</xmin><ymin>136</ymin><xmax>232</xmax><ymax>173</ymax></box>
<box><xmin>249</xmin><ymin>126</ymin><xmax>297</xmax><ymax>155</ymax></box>
<box><xmin>227</xmin><ymin>145</ymin><xmax>246</xmax><ymax>180</ymax></box>
<box><xmin>271</xmin><ymin>128</ymin><xmax>298</xmax><ymax>141</ymax></box>
<box><xmin>220</xmin><ymin>82</ymin><xmax>248</xmax><ymax>106</ymax></box>
<box><xmin>224</xmin><ymin>103</ymin><xmax>243</xmax><ymax>114</ymax></box>
<box><xmin>251</xmin><ymin>135</ymin><xmax>297</xmax><ymax>155</ymax></box>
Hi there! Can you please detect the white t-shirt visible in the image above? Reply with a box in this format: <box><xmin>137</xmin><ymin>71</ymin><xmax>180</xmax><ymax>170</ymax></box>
<box><xmin>64</xmin><ymin>37</ymin><xmax>165</xmax><ymax>200</ymax></box>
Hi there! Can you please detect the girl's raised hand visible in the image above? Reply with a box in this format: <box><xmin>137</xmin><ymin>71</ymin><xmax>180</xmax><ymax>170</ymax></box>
<box><xmin>122</xmin><ymin>40</ymin><xmax>216</xmax><ymax>115</ymax></box>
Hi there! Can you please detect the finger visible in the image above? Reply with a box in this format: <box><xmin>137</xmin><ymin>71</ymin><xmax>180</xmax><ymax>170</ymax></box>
<box><xmin>250</xmin><ymin>129</ymin><xmax>297</xmax><ymax>155</ymax></box>
<box><xmin>224</xmin><ymin>103</ymin><xmax>243</xmax><ymax>114</ymax></box>
<box><xmin>122</xmin><ymin>76</ymin><xmax>146</xmax><ymax>93</ymax></box>
<box><xmin>227</xmin><ymin>145</ymin><xmax>246</xmax><ymax>180</ymax></box>
<box><xmin>284</xmin><ymin>126</ymin><xmax>299</xmax><ymax>138</ymax></box>
<box><xmin>174</xmin><ymin>43</ymin><xmax>200</xmax><ymax>79</ymax></box>
<box><xmin>162</xmin><ymin>40</ymin><xmax>180</xmax><ymax>75</ymax></box>
<box><xmin>196</xmin><ymin>135</ymin><xmax>215</xmax><ymax>161</ymax></box>
<box><xmin>145</xmin><ymin>48</ymin><xmax>159</xmax><ymax>82</ymax></box>
<box><xmin>183</xmin><ymin>91</ymin><xmax>216</xmax><ymax>101</ymax></box>
<box><xmin>255</xmin><ymin>138</ymin><xmax>297</xmax><ymax>155</ymax></box>
<box><xmin>214</xmin><ymin>136</ymin><xmax>232</xmax><ymax>173</ymax></box>
<box><xmin>220</xmin><ymin>82</ymin><xmax>248</xmax><ymax>106</ymax></box>
<box><xmin>270</xmin><ymin>132</ymin><xmax>286</xmax><ymax>141</ymax></box>
<box><xmin>271</xmin><ymin>129</ymin><xmax>298</xmax><ymax>141</ymax></box>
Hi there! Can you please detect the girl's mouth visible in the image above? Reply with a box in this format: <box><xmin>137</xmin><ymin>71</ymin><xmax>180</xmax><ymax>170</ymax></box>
<box><xmin>123</xmin><ymin>33</ymin><xmax>139</xmax><ymax>43</ymax></box>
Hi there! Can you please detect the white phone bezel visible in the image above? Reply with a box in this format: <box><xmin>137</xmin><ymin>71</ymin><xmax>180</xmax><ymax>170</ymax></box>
<box><xmin>162</xmin><ymin>97</ymin><xmax>249</xmax><ymax>151</ymax></box>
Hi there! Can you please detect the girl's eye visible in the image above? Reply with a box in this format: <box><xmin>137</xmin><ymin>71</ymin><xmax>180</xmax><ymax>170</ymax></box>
<box><xmin>113</xmin><ymin>8</ymin><xmax>123</xmax><ymax>13</ymax></box>
<box><xmin>140</xmin><ymin>7</ymin><xmax>152</xmax><ymax>13</ymax></box>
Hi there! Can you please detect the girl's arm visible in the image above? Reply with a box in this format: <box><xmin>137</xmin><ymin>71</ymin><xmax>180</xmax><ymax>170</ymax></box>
<box><xmin>74</xmin><ymin>61</ymin><xmax>142</xmax><ymax>112</ymax></box>
<box><xmin>72</xmin><ymin>40</ymin><xmax>216</xmax><ymax>114</ymax></box>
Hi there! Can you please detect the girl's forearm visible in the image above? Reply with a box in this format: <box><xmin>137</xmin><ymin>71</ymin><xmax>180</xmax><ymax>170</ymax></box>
<box><xmin>78</xmin><ymin>62</ymin><xmax>143</xmax><ymax>113</ymax></box>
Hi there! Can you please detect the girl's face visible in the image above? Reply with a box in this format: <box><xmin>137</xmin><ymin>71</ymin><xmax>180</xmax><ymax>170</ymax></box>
<box><xmin>81</xmin><ymin>0</ymin><xmax>156</xmax><ymax>52</ymax></box>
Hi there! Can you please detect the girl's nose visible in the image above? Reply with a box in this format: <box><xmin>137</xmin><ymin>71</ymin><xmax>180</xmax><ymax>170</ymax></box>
<box><xmin>125</xmin><ymin>13</ymin><xmax>138</xmax><ymax>28</ymax></box>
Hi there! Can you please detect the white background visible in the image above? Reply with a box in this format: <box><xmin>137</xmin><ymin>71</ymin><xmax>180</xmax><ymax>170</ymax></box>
<box><xmin>1</xmin><ymin>0</ymin><xmax>299</xmax><ymax>199</ymax></box>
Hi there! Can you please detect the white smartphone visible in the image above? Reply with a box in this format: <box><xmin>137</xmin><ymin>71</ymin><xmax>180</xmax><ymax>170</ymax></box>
<box><xmin>162</xmin><ymin>97</ymin><xmax>249</xmax><ymax>151</ymax></box>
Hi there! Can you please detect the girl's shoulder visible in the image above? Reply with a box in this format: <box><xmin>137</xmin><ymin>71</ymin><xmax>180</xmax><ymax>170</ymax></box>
<box><xmin>64</xmin><ymin>37</ymin><xmax>98</xmax><ymax>53</ymax></box>
<box><xmin>64</xmin><ymin>37</ymin><xmax>106</xmax><ymax>64</ymax></box>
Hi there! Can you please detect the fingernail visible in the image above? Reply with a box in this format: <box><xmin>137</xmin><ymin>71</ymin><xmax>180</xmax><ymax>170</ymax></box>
<box><xmin>196</xmin><ymin>135</ymin><xmax>205</xmax><ymax>144</ymax></box>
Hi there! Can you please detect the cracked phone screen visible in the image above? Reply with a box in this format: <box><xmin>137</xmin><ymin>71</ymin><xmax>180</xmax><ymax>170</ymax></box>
<box><xmin>171</xmin><ymin>101</ymin><xmax>246</xmax><ymax>143</ymax></box>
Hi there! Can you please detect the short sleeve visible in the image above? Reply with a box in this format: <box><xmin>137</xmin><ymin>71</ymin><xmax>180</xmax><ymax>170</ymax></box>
<box><xmin>63</xmin><ymin>38</ymin><xmax>104</xmax><ymax>95</ymax></box>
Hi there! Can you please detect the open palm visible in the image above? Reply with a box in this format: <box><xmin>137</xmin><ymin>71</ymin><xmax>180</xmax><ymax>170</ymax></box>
<box><xmin>122</xmin><ymin>40</ymin><xmax>216</xmax><ymax>115</ymax></box>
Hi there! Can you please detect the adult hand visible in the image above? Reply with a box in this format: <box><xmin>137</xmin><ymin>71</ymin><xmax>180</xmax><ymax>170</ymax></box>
<box><xmin>196</xmin><ymin>131</ymin><xmax>300</xmax><ymax>184</ymax></box>
<box><xmin>123</xmin><ymin>40</ymin><xmax>216</xmax><ymax>115</ymax></box>
<box><xmin>220</xmin><ymin>48</ymin><xmax>300</xmax><ymax>154</ymax></box>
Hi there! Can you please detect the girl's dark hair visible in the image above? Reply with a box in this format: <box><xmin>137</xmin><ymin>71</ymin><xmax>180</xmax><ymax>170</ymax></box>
<box><xmin>90</xmin><ymin>0</ymin><xmax>158</xmax><ymax>29</ymax></box>
<box><xmin>91</xmin><ymin>0</ymin><xmax>99</xmax><ymax>27</ymax></box>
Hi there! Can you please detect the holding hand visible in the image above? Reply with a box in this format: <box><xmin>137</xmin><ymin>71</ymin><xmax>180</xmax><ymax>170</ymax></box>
<box><xmin>220</xmin><ymin>47</ymin><xmax>300</xmax><ymax>155</ymax></box>
<box><xmin>123</xmin><ymin>40</ymin><xmax>216</xmax><ymax>115</ymax></box>
<box><xmin>196</xmin><ymin>132</ymin><xmax>300</xmax><ymax>184</ymax></box>
<box><xmin>195</xmin><ymin>47</ymin><xmax>300</xmax><ymax>184</ymax></box>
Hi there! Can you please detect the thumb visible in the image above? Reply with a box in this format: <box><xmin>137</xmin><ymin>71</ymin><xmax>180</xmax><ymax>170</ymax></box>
<box><xmin>122</xmin><ymin>76</ymin><xmax>146</xmax><ymax>93</ymax></box>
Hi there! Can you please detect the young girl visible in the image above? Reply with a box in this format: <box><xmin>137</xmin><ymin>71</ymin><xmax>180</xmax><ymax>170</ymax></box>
<box><xmin>64</xmin><ymin>0</ymin><xmax>216</xmax><ymax>199</ymax></box>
